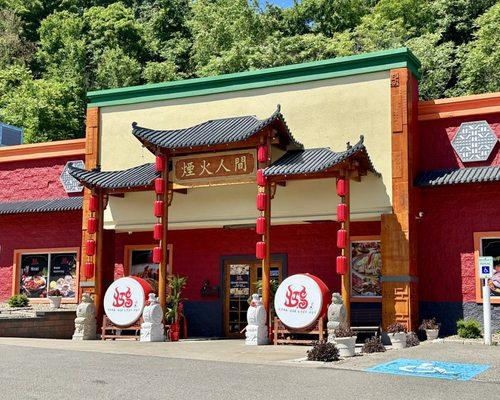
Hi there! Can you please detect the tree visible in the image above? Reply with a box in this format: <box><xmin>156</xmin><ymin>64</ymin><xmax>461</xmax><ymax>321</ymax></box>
<box><xmin>0</xmin><ymin>10</ymin><xmax>35</xmax><ymax>69</ymax></box>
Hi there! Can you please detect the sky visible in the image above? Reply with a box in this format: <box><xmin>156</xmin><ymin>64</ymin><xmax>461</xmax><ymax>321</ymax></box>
<box><xmin>259</xmin><ymin>0</ymin><xmax>297</xmax><ymax>8</ymax></box>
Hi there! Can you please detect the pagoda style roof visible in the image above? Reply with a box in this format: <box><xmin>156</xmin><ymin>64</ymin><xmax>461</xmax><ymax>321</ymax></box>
<box><xmin>265</xmin><ymin>136</ymin><xmax>378</xmax><ymax>178</ymax></box>
<box><xmin>68</xmin><ymin>163</ymin><xmax>158</xmax><ymax>191</ymax></box>
<box><xmin>132</xmin><ymin>106</ymin><xmax>302</xmax><ymax>152</ymax></box>
<box><xmin>415</xmin><ymin>165</ymin><xmax>500</xmax><ymax>187</ymax></box>
<box><xmin>0</xmin><ymin>197</ymin><xmax>83</xmax><ymax>215</ymax></box>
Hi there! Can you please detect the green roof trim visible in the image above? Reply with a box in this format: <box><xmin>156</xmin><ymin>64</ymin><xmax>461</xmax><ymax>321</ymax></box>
<box><xmin>88</xmin><ymin>48</ymin><xmax>420</xmax><ymax>108</ymax></box>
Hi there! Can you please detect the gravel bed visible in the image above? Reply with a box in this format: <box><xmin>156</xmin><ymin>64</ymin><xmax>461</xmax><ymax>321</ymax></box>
<box><xmin>0</xmin><ymin>302</ymin><xmax>77</xmax><ymax>319</ymax></box>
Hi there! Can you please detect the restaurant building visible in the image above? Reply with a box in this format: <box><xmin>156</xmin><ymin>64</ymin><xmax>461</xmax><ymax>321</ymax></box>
<box><xmin>1</xmin><ymin>48</ymin><xmax>499</xmax><ymax>337</ymax></box>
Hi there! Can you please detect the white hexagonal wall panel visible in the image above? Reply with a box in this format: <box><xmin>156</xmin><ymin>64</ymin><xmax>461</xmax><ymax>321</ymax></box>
<box><xmin>451</xmin><ymin>121</ymin><xmax>498</xmax><ymax>162</ymax></box>
<box><xmin>60</xmin><ymin>160</ymin><xmax>85</xmax><ymax>193</ymax></box>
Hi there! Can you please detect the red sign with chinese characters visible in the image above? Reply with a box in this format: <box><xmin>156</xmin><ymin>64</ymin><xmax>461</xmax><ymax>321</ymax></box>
<box><xmin>172</xmin><ymin>150</ymin><xmax>256</xmax><ymax>187</ymax></box>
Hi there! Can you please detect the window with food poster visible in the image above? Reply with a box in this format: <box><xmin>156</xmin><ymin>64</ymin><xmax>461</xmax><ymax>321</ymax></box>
<box><xmin>474</xmin><ymin>232</ymin><xmax>500</xmax><ymax>304</ymax></box>
<box><xmin>350</xmin><ymin>239</ymin><xmax>382</xmax><ymax>299</ymax></box>
<box><xmin>18</xmin><ymin>251</ymin><xmax>77</xmax><ymax>299</ymax></box>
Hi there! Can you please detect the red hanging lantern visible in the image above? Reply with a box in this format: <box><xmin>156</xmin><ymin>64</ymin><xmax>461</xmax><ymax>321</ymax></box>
<box><xmin>256</xmin><ymin>169</ymin><xmax>266</xmax><ymax>186</ymax></box>
<box><xmin>88</xmin><ymin>194</ymin><xmax>98</xmax><ymax>212</ymax></box>
<box><xmin>155</xmin><ymin>154</ymin><xmax>165</xmax><ymax>172</ymax></box>
<box><xmin>85</xmin><ymin>239</ymin><xmax>96</xmax><ymax>256</ymax></box>
<box><xmin>337</xmin><ymin>203</ymin><xmax>348</xmax><ymax>222</ymax></box>
<box><xmin>256</xmin><ymin>241</ymin><xmax>266</xmax><ymax>259</ymax></box>
<box><xmin>154</xmin><ymin>177</ymin><xmax>165</xmax><ymax>195</ymax></box>
<box><xmin>87</xmin><ymin>217</ymin><xmax>97</xmax><ymax>234</ymax></box>
<box><xmin>257</xmin><ymin>145</ymin><xmax>268</xmax><ymax>163</ymax></box>
<box><xmin>153</xmin><ymin>223</ymin><xmax>163</xmax><ymax>241</ymax></box>
<box><xmin>336</xmin><ymin>178</ymin><xmax>347</xmax><ymax>197</ymax></box>
<box><xmin>256</xmin><ymin>216</ymin><xmax>266</xmax><ymax>235</ymax></box>
<box><xmin>154</xmin><ymin>200</ymin><xmax>164</xmax><ymax>217</ymax></box>
<box><xmin>256</xmin><ymin>192</ymin><xmax>267</xmax><ymax>211</ymax></box>
<box><xmin>337</xmin><ymin>229</ymin><xmax>347</xmax><ymax>249</ymax></box>
<box><xmin>84</xmin><ymin>262</ymin><xmax>94</xmax><ymax>279</ymax></box>
<box><xmin>336</xmin><ymin>255</ymin><xmax>348</xmax><ymax>275</ymax></box>
<box><xmin>152</xmin><ymin>246</ymin><xmax>162</xmax><ymax>264</ymax></box>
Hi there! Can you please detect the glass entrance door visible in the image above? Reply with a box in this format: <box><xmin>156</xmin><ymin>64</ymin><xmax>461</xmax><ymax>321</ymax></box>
<box><xmin>223</xmin><ymin>258</ymin><xmax>283</xmax><ymax>337</ymax></box>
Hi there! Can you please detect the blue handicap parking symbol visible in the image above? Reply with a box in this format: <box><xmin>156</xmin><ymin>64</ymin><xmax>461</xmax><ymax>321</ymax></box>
<box><xmin>482</xmin><ymin>266</ymin><xmax>490</xmax><ymax>274</ymax></box>
<box><xmin>365</xmin><ymin>358</ymin><xmax>490</xmax><ymax>381</ymax></box>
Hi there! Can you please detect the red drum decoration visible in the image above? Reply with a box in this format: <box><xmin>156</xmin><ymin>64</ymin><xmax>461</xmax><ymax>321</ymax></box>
<box><xmin>336</xmin><ymin>255</ymin><xmax>348</xmax><ymax>275</ymax></box>
<box><xmin>88</xmin><ymin>194</ymin><xmax>98</xmax><ymax>212</ymax></box>
<box><xmin>86</xmin><ymin>239</ymin><xmax>96</xmax><ymax>256</ymax></box>
<box><xmin>154</xmin><ymin>177</ymin><xmax>165</xmax><ymax>194</ymax></box>
<box><xmin>154</xmin><ymin>200</ymin><xmax>164</xmax><ymax>217</ymax></box>
<box><xmin>336</xmin><ymin>178</ymin><xmax>347</xmax><ymax>197</ymax></box>
<box><xmin>152</xmin><ymin>246</ymin><xmax>162</xmax><ymax>264</ymax></box>
<box><xmin>256</xmin><ymin>192</ymin><xmax>267</xmax><ymax>211</ymax></box>
<box><xmin>257</xmin><ymin>145</ymin><xmax>268</xmax><ymax>163</ymax></box>
<box><xmin>87</xmin><ymin>217</ymin><xmax>97</xmax><ymax>234</ymax></box>
<box><xmin>256</xmin><ymin>241</ymin><xmax>266</xmax><ymax>259</ymax></box>
<box><xmin>337</xmin><ymin>229</ymin><xmax>347</xmax><ymax>249</ymax></box>
<box><xmin>153</xmin><ymin>223</ymin><xmax>163</xmax><ymax>241</ymax></box>
<box><xmin>84</xmin><ymin>262</ymin><xmax>94</xmax><ymax>279</ymax></box>
<box><xmin>337</xmin><ymin>203</ymin><xmax>348</xmax><ymax>222</ymax></box>
<box><xmin>256</xmin><ymin>216</ymin><xmax>266</xmax><ymax>235</ymax></box>
<box><xmin>256</xmin><ymin>169</ymin><xmax>266</xmax><ymax>186</ymax></box>
<box><xmin>155</xmin><ymin>155</ymin><xmax>165</xmax><ymax>172</ymax></box>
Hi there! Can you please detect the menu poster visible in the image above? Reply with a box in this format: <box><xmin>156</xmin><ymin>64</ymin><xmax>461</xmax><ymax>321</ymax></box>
<box><xmin>48</xmin><ymin>253</ymin><xmax>77</xmax><ymax>298</ymax></box>
<box><xmin>481</xmin><ymin>238</ymin><xmax>500</xmax><ymax>298</ymax></box>
<box><xmin>229</xmin><ymin>264</ymin><xmax>250</xmax><ymax>298</ymax></box>
<box><xmin>20</xmin><ymin>254</ymin><xmax>48</xmax><ymax>298</ymax></box>
<box><xmin>130</xmin><ymin>250</ymin><xmax>159</xmax><ymax>281</ymax></box>
<box><xmin>351</xmin><ymin>241</ymin><xmax>382</xmax><ymax>298</ymax></box>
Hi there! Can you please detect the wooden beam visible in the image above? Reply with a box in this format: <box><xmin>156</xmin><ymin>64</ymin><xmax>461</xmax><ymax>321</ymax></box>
<box><xmin>159</xmin><ymin>154</ymin><xmax>170</xmax><ymax>312</ymax></box>
<box><xmin>341</xmin><ymin>178</ymin><xmax>351</xmax><ymax>323</ymax></box>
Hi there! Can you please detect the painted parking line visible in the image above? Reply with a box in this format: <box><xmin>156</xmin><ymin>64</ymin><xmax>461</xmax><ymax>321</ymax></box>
<box><xmin>365</xmin><ymin>358</ymin><xmax>490</xmax><ymax>381</ymax></box>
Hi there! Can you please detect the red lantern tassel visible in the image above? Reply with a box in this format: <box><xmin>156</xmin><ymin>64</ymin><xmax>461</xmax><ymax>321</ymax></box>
<box><xmin>337</xmin><ymin>203</ymin><xmax>348</xmax><ymax>222</ymax></box>
<box><xmin>337</xmin><ymin>229</ymin><xmax>347</xmax><ymax>249</ymax></box>
<box><xmin>154</xmin><ymin>177</ymin><xmax>165</xmax><ymax>195</ymax></box>
<box><xmin>84</xmin><ymin>262</ymin><xmax>94</xmax><ymax>279</ymax></box>
<box><xmin>257</xmin><ymin>145</ymin><xmax>268</xmax><ymax>163</ymax></box>
<box><xmin>336</xmin><ymin>256</ymin><xmax>348</xmax><ymax>275</ymax></box>
<box><xmin>336</xmin><ymin>178</ymin><xmax>347</xmax><ymax>197</ymax></box>
<box><xmin>256</xmin><ymin>241</ymin><xmax>266</xmax><ymax>259</ymax></box>
<box><xmin>155</xmin><ymin>155</ymin><xmax>165</xmax><ymax>172</ymax></box>
<box><xmin>256</xmin><ymin>169</ymin><xmax>266</xmax><ymax>186</ymax></box>
<box><xmin>153</xmin><ymin>223</ymin><xmax>163</xmax><ymax>241</ymax></box>
<box><xmin>256</xmin><ymin>216</ymin><xmax>266</xmax><ymax>235</ymax></box>
<box><xmin>152</xmin><ymin>246</ymin><xmax>162</xmax><ymax>264</ymax></box>
<box><xmin>86</xmin><ymin>239</ymin><xmax>96</xmax><ymax>256</ymax></box>
<box><xmin>154</xmin><ymin>200</ymin><xmax>164</xmax><ymax>217</ymax></box>
<box><xmin>256</xmin><ymin>192</ymin><xmax>267</xmax><ymax>211</ymax></box>
<box><xmin>87</xmin><ymin>217</ymin><xmax>97</xmax><ymax>234</ymax></box>
<box><xmin>88</xmin><ymin>195</ymin><xmax>98</xmax><ymax>212</ymax></box>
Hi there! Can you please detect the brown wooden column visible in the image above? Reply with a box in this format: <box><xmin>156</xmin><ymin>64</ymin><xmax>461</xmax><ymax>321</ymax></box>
<box><xmin>381</xmin><ymin>68</ymin><xmax>420</xmax><ymax>331</ymax></box>
<box><xmin>94</xmin><ymin>190</ymin><xmax>106</xmax><ymax>320</ymax></box>
<box><xmin>340</xmin><ymin>177</ymin><xmax>351</xmax><ymax>322</ymax></box>
<box><xmin>159</xmin><ymin>154</ymin><xmax>170</xmax><ymax>311</ymax></box>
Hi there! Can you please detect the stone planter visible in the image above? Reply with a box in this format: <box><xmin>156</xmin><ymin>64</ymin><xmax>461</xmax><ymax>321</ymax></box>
<box><xmin>48</xmin><ymin>296</ymin><xmax>62</xmax><ymax>309</ymax></box>
<box><xmin>425</xmin><ymin>329</ymin><xmax>439</xmax><ymax>341</ymax></box>
<box><xmin>335</xmin><ymin>336</ymin><xmax>357</xmax><ymax>357</ymax></box>
<box><xmin>389</xmin><ymin>332</ymin><xmax>407</xmax><ymax>349</ymax></box>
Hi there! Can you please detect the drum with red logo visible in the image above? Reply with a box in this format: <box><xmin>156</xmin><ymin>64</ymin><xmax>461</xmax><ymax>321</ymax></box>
<box><xmin>274</xmin><ymin>273</ymin><xmax>330</xmax><ymax>330</ymax></box>
<box><xmin>103</xmin><ymin>276</ymin><xmax>155</xmax><ymax>327</ymax></box>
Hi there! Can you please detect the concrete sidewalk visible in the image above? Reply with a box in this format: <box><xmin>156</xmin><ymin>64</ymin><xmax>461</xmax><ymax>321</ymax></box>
<box><xmin>0</xmin><ymin>337</ymin><xmax>498</xmax><ymax>382</ymax></box>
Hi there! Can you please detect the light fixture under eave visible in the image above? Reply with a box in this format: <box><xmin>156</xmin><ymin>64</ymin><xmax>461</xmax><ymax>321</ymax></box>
<box><xmin>223</xmin><ymin>223</ymin><xmax>256</xmax><ymax>230</ymax></box>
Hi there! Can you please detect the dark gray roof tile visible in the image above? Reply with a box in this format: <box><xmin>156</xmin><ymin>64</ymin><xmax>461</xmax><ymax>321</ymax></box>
<box><xmin>0</xmin><ymin>197</ymin><xmax>83</xmax><ymax>215</ymax></box>
<box><xmin>415</xmin><ymin>166</ymin><xmax>500</xmax><ymax>187</ymax></box>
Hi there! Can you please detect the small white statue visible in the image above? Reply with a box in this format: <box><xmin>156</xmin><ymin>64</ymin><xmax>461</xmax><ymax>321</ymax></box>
<box><xmin>327</xmin><ymin>292</ymin><xmax>347</xmax><ymax>343</ymax></box>
<box><xmin>73</xmin><ymin>293</ymin><xmax>96</xmax><ymax>340</ymax></box>
<box><xmin>245</xmin><ymin>294</ymin><xmax>268</xmax><ymax>345</ymax></box>
<box><xmin>140</xmin><ymin>293</ymin><xmax>165</xmax><ymax>342</ymax></box>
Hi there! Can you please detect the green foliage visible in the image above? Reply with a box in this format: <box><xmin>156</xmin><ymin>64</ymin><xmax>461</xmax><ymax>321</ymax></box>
<box><xmin>8</xmin><ymin>294</ymin><xmax>29</xmax><ymax>308</ymax></box>
<box><xmin>362</xmin><ymin>336</ymin><xmax>386</xmax><ymax>353</ymax></box>
<box><xmin>165</xmin><ymin>275</ymin><xmax>187</xmax><ymax>324</ymax></box>
<box><xmin>457</xmin><ymin>319</ymin><xmax>482</xmax><ymax>339</ymax></box>
<box><xmin>406</xmin><ymin>331</ymin><xmax>420</xmax><ymax>347</ymax></box>
<box><xmin>307</xmin><ymin>340</ymin><xmax>340</xmax><ymax>362</ymax></box>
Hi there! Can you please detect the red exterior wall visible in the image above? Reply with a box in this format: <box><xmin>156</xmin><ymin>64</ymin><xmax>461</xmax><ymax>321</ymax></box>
<box><xmin>0</xmin><ymin>211</ymin><xmax>82</xmax><ymax>301</ymax></box>
<box><xmin>114</xmin><ymin>221</ymin><xmax>380</xmax><ymax>301</ymax></box>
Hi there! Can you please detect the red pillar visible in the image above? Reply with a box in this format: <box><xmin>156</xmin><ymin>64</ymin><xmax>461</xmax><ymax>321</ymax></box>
<box><xmin>336</xmin><ymin>177</ymin><xmax>351</xmax><ymax>323</ymax></box>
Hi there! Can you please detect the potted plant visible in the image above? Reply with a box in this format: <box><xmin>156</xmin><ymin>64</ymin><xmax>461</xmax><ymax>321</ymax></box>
<box><xmin>48</xmin><ymin>289</ymin><xmax>62</xmax><ymax>309</ymax></box>
<box><xmin>333</xmin><ymin>326</ymin><xmax>357</xmax><ymax>357</ymax></box>
<box><xmin>386</xmin><ymin>322</ymin><xmax>407</xmax><ymax>349</ymax></box>
<box><xmin>165</xmin><ymin>275</ymin><xmax>187</xmax><ymax>342</ymax></box>
<box><xmin>419</xmin><ymin>318</ymin><xmax>440</xmax><ymax>340</ymax></box>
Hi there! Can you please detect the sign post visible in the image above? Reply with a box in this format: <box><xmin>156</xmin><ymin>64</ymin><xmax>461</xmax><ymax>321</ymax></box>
<box><xmin>478</xmin><ymin>256</ymin><xmax>493</xmax><ymax>346</ymax></box>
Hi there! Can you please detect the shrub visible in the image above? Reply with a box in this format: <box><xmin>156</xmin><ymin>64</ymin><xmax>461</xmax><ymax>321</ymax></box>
<box><xmin>387</xmin><ymin>322</ymin><xmax>407</xmax><ymax>334</ymax></box>
<box><xmin>8</xmin><ymin>294</ymin><xmax>29</xmax><ymax>308</ymax></box>
<box><xmin>334</xmin><ymin>326</ymin><xmax>356</xmax><ymax>338</ymax></box>
<box><xmin>48</xmin><ymin>289</ymin><xmax>61</xmax><ymax>297</ymax></box>
<box><xmin>362</xmin><ymin>336</ymin><xmax>386</xmax><ymax>353</ymax></box>
<box><xmin>307</xmin><ymin>341</ymin><xmax>340</xmax><ymax>362</ymax></box>
<box><xmin>419</xmin><ymin>318</ymin><xmax>439</xmax><ymax>330</ymax></box>
<box><xmin>457</xmin><ymin>319</ymin><xmax>482</xmax><ymax>339</ymax></box>
<box><xmin>406</xmin><ymin>332</ymin><xmax>420</xmax><ymax>347</ymax></box>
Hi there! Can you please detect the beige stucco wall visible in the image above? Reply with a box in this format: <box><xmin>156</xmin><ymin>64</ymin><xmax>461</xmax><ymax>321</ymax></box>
<box><xmin>99</xmin><ymin>71</ymin><xmax>392</xmax><ymax>230</ymax></box>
